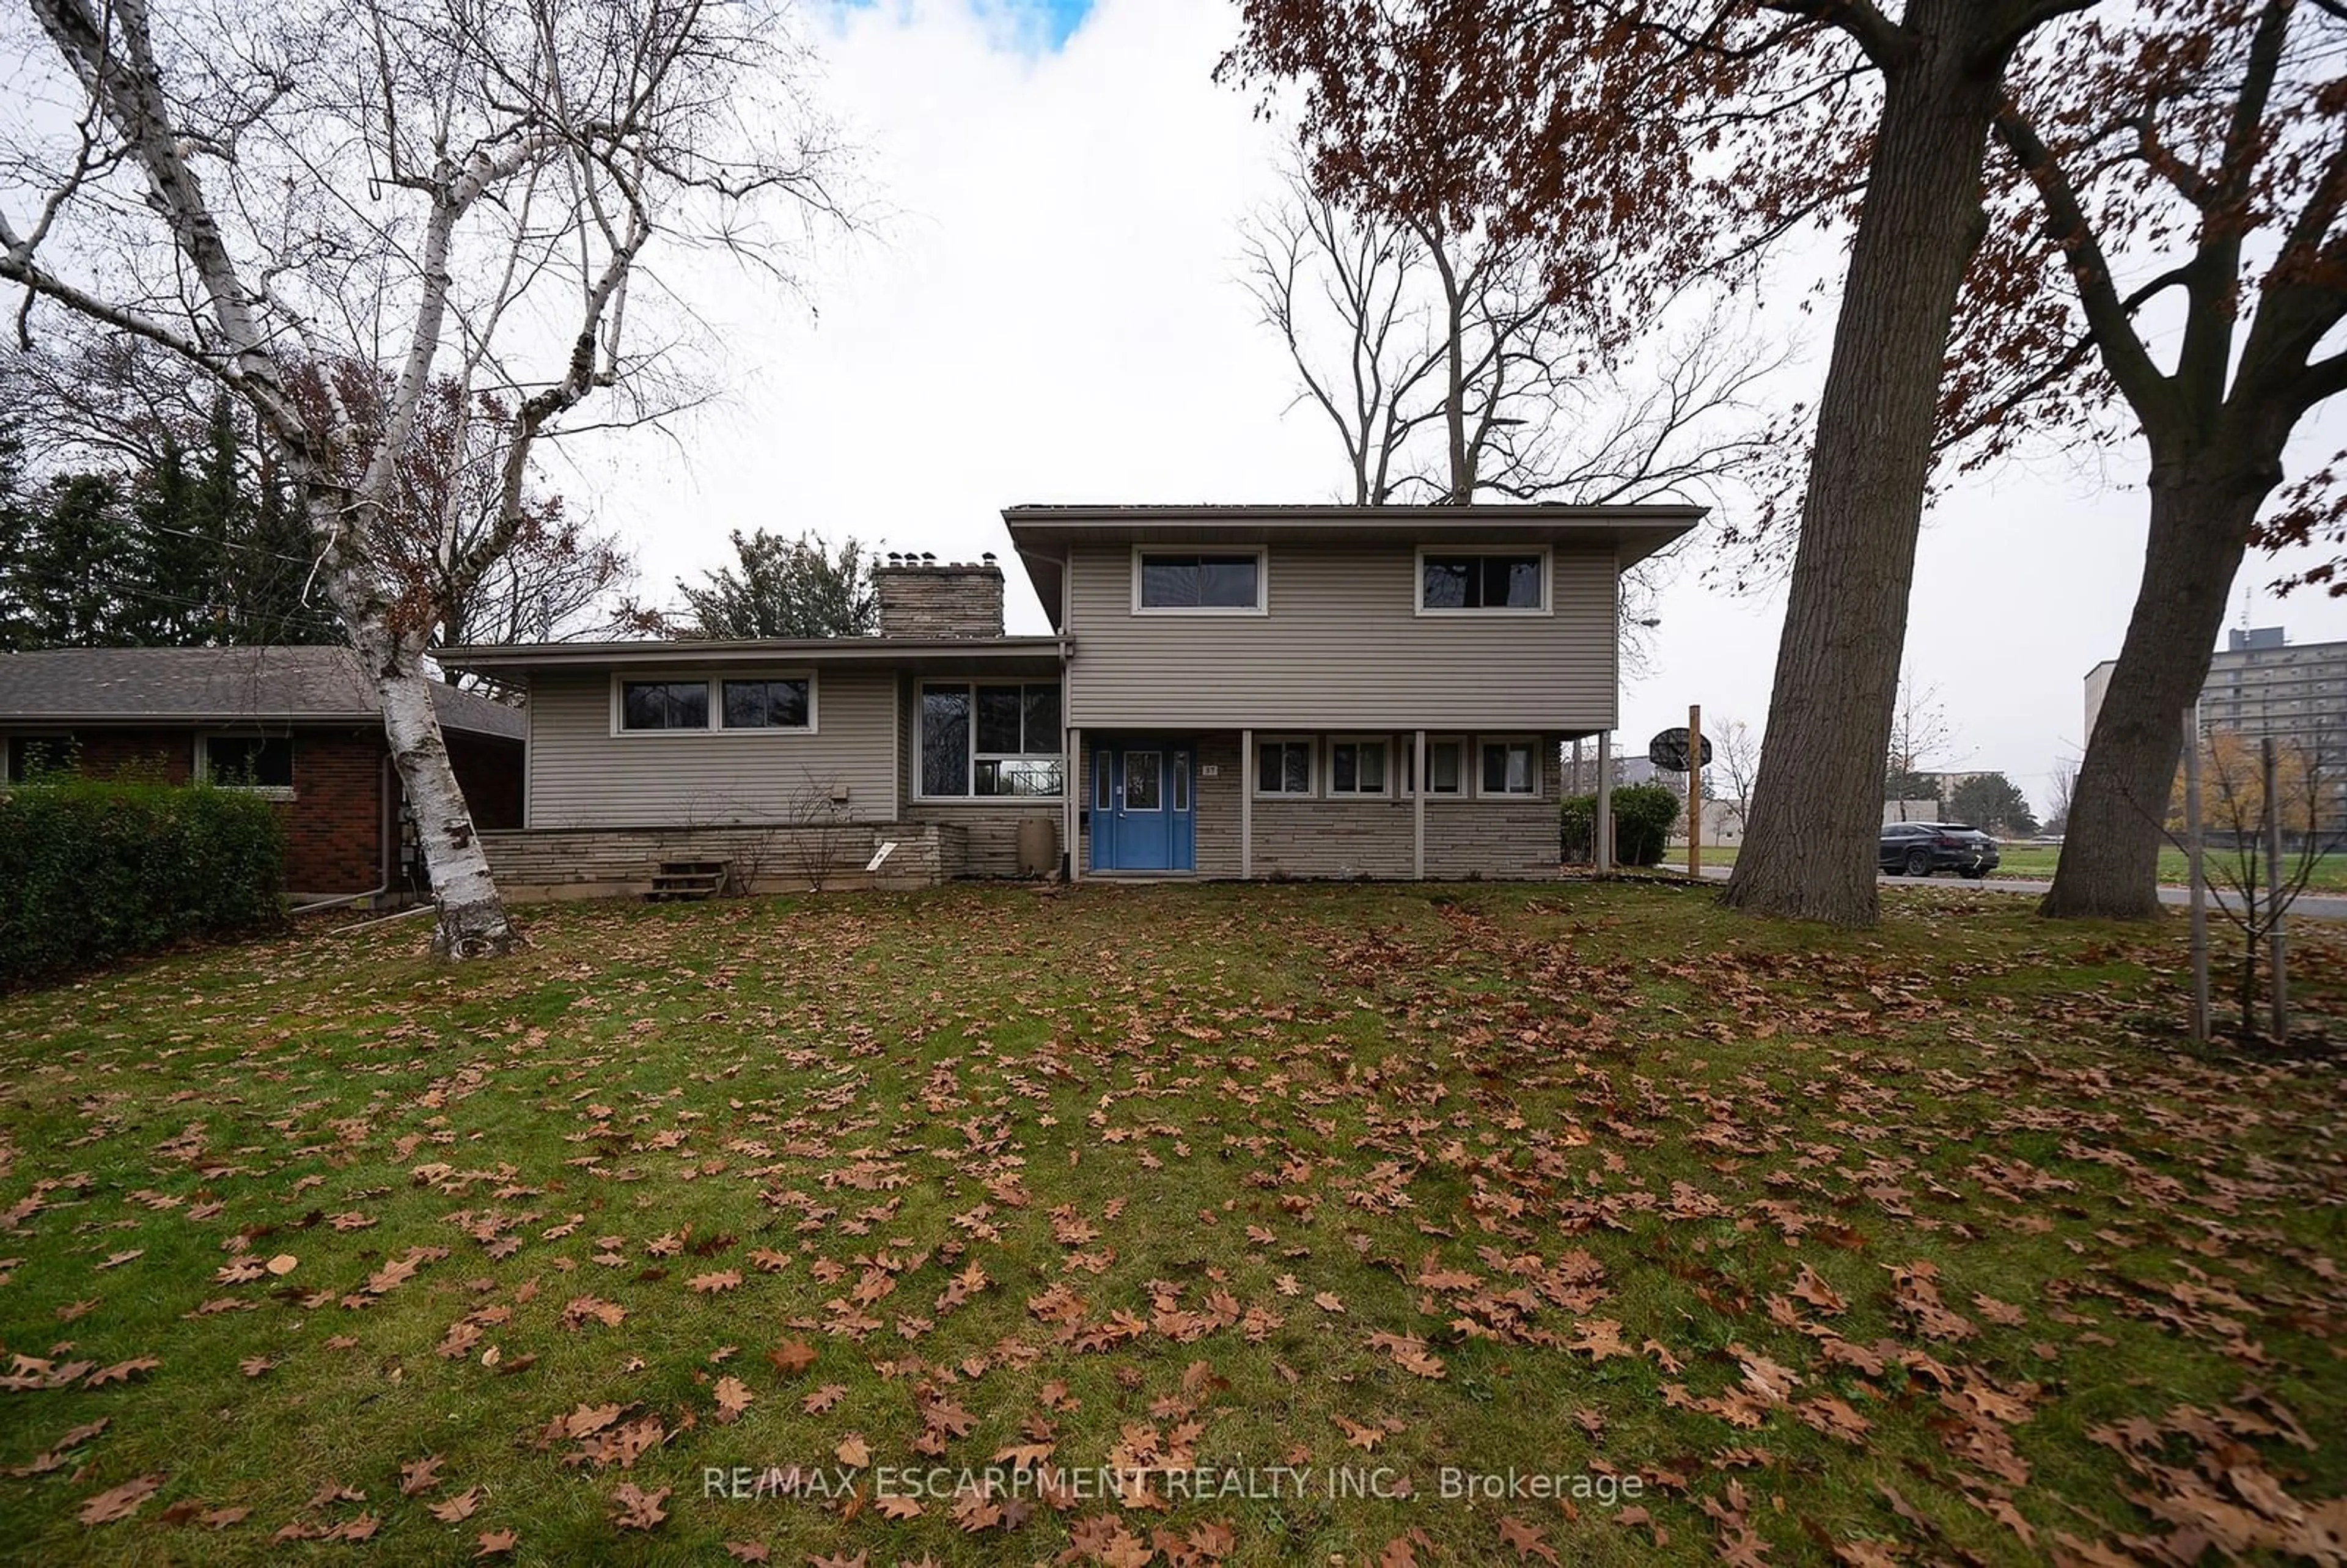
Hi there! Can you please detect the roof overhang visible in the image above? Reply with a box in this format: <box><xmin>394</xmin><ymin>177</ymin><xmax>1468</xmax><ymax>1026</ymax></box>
<box><xmin>439</xmin><ymin>636</ymin><xmax>1070</xmax><ymax>678</ymax></box>
<box><xmin>1002</xmin><ymin>503</ymin><xmax>1704</xmax><ymax>631</ymax></box>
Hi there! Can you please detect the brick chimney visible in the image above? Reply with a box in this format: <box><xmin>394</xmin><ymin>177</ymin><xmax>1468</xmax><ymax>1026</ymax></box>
<box><xmin>873</xmin><ymin>552</ymin><xmax>1005</xmax><ymax>639</ymax></box>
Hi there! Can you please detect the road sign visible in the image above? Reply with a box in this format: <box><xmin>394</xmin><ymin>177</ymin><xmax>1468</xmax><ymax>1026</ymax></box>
<box><xmin>1647</xmin><ymin>727</ymin><xmax>1713</xmax><ymax>772</ymax></box>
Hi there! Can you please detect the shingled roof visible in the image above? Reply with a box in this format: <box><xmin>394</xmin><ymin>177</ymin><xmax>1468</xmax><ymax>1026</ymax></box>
<box><xmin>0</xmin><ymin>647</ymin><xmax>525</xmax><ymax>739</ymax></box>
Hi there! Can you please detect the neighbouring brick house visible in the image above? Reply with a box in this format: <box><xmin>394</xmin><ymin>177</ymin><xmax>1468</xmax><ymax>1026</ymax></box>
<box><xmin>443</xmin><ymin>504</ymin><xmax>1697</xmax><ymax>896</ymax></box>
<box><xmin>0</xmin><ymin>647</ymin><xmax>525</xmax><ymax>899</ymax></box>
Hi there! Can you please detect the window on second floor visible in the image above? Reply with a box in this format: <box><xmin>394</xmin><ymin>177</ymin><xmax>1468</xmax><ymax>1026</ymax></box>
<box><xmin>1134</xmin><ymin>551</ymin><xmax>1265</xmax><ymax>613</ymax></box>
<box><xmin>1419</xmin><ymin>550</ymin><xmax>1548</xmax><ymax>612</ymax></box>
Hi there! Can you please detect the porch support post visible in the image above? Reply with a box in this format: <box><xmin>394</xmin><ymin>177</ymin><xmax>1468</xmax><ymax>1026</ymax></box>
<box><xmin>1595</xmin><ymin>730</ymin><xmax>1614</xmax><ymax>873</ymax></box>
<box><xmin>1067</xmin><ymin>725</ymin><xmax>1081</xmax><ymax>882</ymax></box>
<box><xmin>1240</xmin><ymin>728</ymin><xmax>1254</xmax><ymax>879</ymax></box>
<box><xmin>1412</xmin><ymin>729</ymin><xmax>1426</xmax><ymax>880</ymax></box>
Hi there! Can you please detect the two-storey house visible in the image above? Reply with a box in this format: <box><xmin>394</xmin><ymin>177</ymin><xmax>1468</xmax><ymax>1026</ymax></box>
<box><xmin>442</xmin><ymin>503</ymin><xmax>1696</xmax><ymax>896</ymax></box>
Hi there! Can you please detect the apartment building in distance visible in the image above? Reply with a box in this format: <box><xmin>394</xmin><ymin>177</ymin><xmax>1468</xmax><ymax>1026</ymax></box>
<box><xmin>2085</xmin><ymin>626</ymin><xmax>2347</xmax><ymax>757</ymax></box>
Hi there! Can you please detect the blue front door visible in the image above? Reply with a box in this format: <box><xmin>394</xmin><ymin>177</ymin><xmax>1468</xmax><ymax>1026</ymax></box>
<box><xmin>1092</xmin><ymin>741</ymin><xmax>1195</xmax><ymax>872</ymax></box>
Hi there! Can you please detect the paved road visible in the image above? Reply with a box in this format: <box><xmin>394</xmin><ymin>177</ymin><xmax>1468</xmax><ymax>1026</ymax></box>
<box><xmin>1662</xmin><ymin>862</ymin><xmax>2347</xmax><ymax>920</ymax></box>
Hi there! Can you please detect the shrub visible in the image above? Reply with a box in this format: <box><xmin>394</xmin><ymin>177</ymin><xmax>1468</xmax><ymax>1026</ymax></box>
<box><xmin>0</xmin><ymin>776</ymin><xmax>285</xmax><ymax>988</ymax></box>
<box><xmin>1559</xmin><ymin>782</ymin><xmax>1683</xmax><ymax>867</ymax></box>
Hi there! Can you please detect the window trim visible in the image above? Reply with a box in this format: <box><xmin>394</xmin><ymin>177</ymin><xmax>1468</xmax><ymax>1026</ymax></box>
<box><xmin>1414</xmin><ymin>545</ymin><xmax>1553</xmax><ymax>617</ymax></box>
<box><xmin>196</xmin><ymin>731</ymin><xmax>296</xmax><ymax>800</ymax></box>
<box><xmin>913</xmin><ymin>679</ymin><xmax>1065</xmax><ymax>803</ymax></box>
<box><xmin>1129</xmin><ymin>545</ymin><xmax>1269</xmax><ymax>617</ymax></box>
<box><xmin>1324</xmin><ymin>733</ymin><xmax>1392</xmax><ymax>798</ymax></box>
<box><xmin>1254</xmin><ymin>733</ymin><xmax>1317</xmax><ymax>799</ymax></box>
<box><xmin>607</xmin><ymin>670</ymin><xmax>819</xmax><ymax>738</ymax></box>
<box><xmin>1407</xmin><ymin>734</ymin><xmax>1469</xmax><ymax>799</ymax></box>
<box><xmin>1475</xmin><ymin>734</ymin><xmax>1543</xmax><ymax>798</ymax></box>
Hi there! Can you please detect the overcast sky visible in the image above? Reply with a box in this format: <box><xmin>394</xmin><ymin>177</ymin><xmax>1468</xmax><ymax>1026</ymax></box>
<box><xmin>568</xmin><ymin>0</ymin><xmax>2347</xmax><ymax>818</ymax></box>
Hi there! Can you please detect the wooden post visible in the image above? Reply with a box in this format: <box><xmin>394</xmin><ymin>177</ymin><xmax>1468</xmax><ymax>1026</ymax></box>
<box><xmin>1412</xmin><ymin>730</ymin><xmax>1426</xmax><ymax>880</ymax></box>
<box><xmin>1571</xmin><ymin>737</ymin><xmax>1584</xmax><ymax>796</ymax></box>
<box><xmin>2264</xmin><ymin>736</ymin><xmax>2288</xmax><ymax>1041</ymax></box>
<box><xmin>1595</xmin><ymin>730</ymin><xmax>1614</xmax><ymax>874</ymax></box>
<box><xmin>1240</xmin><ymin>728</ymin><xmax>1254</xmax><ymax>880</ymax></box>
<box><xmin>2184</xmin><ymin>708</ymin><xmax>2208</xmax><ymax>1044</ymax></box>
<box><xmin>1687</xmin><ymin>703</ymin><xmax>1703</xmax><ymax>880</ymax></box>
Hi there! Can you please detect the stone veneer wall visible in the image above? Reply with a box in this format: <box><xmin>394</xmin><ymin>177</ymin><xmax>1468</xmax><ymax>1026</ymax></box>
<box><xmin>873</xmin><ymin>560</ymin><xmax>1005</xmax><ymax>639</ymax></box>
<box><xmin>480</xmin><ymin>822</ymin><xmax>963</xmax><ymax>899</ymax></box>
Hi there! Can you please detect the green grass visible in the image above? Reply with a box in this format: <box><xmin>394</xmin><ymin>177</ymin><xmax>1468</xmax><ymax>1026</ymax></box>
<box><xmin>1662</xmin><ymin>842</ymin><xmax>2347</xmax><ymax>893</ymax></box>
<box><xmin>1</xmin><ymin>883</ymin><xmax>2341</xmax><ymax>1566</ymax></box>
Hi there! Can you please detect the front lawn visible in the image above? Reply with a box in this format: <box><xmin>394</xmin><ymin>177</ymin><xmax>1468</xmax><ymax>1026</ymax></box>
<box><xmin>1661</xmin><ymin>843</ymin><xmax>2347</xmax><ymax>895</ymax></box>
<box><xmin>1</xmin><ymin>883</ymin><xmax>2341</xmax><ymax>1565</ymax></box>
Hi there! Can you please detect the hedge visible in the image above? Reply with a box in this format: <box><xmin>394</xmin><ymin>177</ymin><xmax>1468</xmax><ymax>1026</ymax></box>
<box><xmin>0</xmin><ymin>775</ymin><xmax>286</xmax><ymax>988</ymax></box>
<box><xmin>1559</xmin><ymin>782</ymin><xmax>1682</xmax><ymax>868</ymax></box>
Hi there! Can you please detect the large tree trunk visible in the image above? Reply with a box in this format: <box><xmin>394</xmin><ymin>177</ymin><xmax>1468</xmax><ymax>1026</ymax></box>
<box><xmin>1724</xmin><ymin>7</ymin><xmax>2014</xmax><ymax>926</ymax></box>
<box><xmin>2042</xmin><ymin>455</ymin><xmax>2276</xmax><ymax>919</ymax></box>
<box><xmin>359</xmin><ymin>626</ymin><xmax>520</xmax><ymax>956</ymax></box>
<box><xmin>307</xmin><ymin>482</ymin><xmax>520</xmax><ymax>956</ymax></box>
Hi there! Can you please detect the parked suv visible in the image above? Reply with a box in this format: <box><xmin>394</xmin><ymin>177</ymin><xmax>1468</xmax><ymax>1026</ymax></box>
<box><xmin>1879</xmin><ymin>821</ymin><xmax>1999</xmax><ymax>879</ymax></box>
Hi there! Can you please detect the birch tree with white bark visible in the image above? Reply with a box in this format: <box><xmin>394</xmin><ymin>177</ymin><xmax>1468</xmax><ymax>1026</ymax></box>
<box><xmin>0</xmin><ymin>0</ymin><xmax>840</xmax><ymax>956</ymax></box>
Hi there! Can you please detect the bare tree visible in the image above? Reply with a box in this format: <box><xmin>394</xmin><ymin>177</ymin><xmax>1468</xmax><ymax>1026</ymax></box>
<box><xmin>2046</xmin><ymin>761</ymin><xmax>2078</xmax><ymax>835</ymax></box>
<box><xmin>1238</xmin><ymin>167</ymin><xmax>1779</xmax><ymax>647</ymax></box>
<box><xmin>1</xmin><ymin>0</ymin><xmax>842</xmax><ymax>956</ymax></box>
<box><xmin>1884</xmin><ymin>677</ymin><xmax>1960</xmax><ymax>821</ymax></box>
<box><xmin>1711</xmin><ymin>717</ymin><xmax>1762</xmax><ymax>838</ymax></box>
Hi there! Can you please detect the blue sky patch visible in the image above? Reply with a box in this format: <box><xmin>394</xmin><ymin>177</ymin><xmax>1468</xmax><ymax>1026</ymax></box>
<box><xmin>839</xmin><ymin>0</ymin><xmax>1094</xmax><ymax>51</ymax></box>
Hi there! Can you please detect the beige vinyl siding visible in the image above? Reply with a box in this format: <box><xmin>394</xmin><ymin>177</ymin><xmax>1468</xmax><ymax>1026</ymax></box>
<box><xmin>524</xmin><ymin>666</ymin><xmax>898</xmax><ymax>828</ymax></box>
<box><xmin>1063</xmin><ymin>544</ymin><xmax>1617</xmax><ymax>730</ymax></box>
